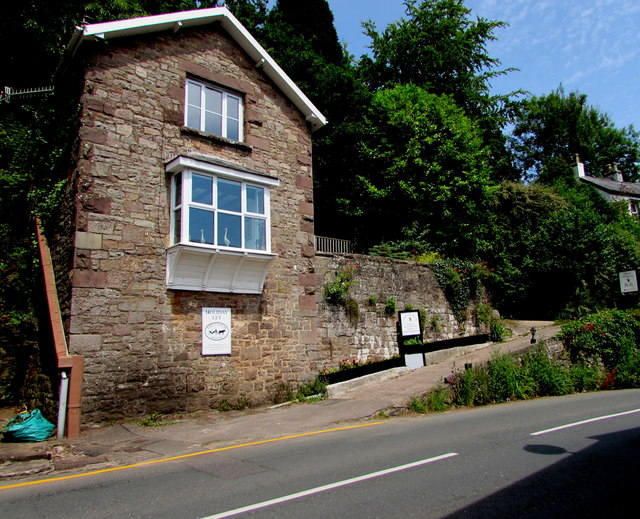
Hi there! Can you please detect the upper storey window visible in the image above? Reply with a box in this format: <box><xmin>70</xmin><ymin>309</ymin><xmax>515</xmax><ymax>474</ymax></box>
<box><xmin>185</xmin><ymin>79</ymin><xmax>243</xmax><ymax>141</ymax></box>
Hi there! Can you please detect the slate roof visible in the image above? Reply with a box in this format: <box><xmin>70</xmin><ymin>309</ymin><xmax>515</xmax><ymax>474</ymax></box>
<box><xmin>579</xmin><ymin>175</ymin><xmax>640</xmax><ymax>197</ymax></box>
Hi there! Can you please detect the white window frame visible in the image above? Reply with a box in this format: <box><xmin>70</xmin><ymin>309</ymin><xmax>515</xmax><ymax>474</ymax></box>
<box><xmin>185</xmin><ymin>78</ymin><xmax>244</xmax><ymax>141</ymax></box>
<box><xmin>165</xmin><ymin>156</ymin><xmax>279</xmax><ymax>294</ymax></box>
<box><xmin>171</xmin><ymin>172</ymin><xmax>272</xmax><ymax>253</ymax></box>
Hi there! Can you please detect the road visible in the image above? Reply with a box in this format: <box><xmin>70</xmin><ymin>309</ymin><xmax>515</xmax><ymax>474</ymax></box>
<box><xmin>1</xmin><ymin>389</ymin><xmax>639</xmax><ymax>518</ymax></box>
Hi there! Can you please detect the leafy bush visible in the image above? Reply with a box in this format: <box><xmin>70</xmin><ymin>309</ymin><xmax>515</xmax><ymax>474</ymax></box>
<box><xmin>408</xmin><ymin>386</ymin><xmax>452</xmax><ymax>413</ymax></box>
<box><xmin>323</xmin><ymin>262</ymin><xmax>359</xmax><ymax>305</ymax></box>
<box><xmin>569</xmin><ymin>362</ymin><xmax>605</xmax><ymax>392</ymax></box>
<box><xmin>520</xmin><ymin>346</ymin><xmax>573</xmax><ymax>397</ymax></box>
<box><xmin>431</xmin><ymin>259</ymin><xmax>486</xmax><ymax>324</ymax></box>
<box><xmin>558</xmin><ymin>309</ymin><xmax>640</xmax><ymax>382</ymax></box>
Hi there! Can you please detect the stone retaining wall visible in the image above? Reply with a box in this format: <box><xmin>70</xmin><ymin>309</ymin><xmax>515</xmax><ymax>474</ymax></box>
<box><xmin>314</xmin><ymin>253</ymin><xmax>486</xmax><ymax>369</ymax></box>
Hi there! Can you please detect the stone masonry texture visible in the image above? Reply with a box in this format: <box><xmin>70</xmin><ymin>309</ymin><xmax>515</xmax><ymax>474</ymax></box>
<box><xmin>62</xmin><ymin>26</ymin><xmax>319</xmax><ymax>422</ymax></box>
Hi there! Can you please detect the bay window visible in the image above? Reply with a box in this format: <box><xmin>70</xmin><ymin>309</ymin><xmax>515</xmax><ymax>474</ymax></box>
<box><xmin>171</xmin><ymin>172</ymin><xmax>269</xmax><ymax>252</ymax></box>
<box><xmin>166</xmin><ymin>155</ymin><xmax>278</xmax><ymax>294</ymax></box>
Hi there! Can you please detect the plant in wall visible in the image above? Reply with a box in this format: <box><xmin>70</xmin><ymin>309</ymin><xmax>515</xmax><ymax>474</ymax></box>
<box><xmin>431</xmin><ymin>259</ymin><xmax>484</xmax><ymax>325</ymax></box>
<box><xmin>384</xmin><ymin>297</ymin><xmax>397</xmax><ymax>316</ymax></box>
<box><xmin>323</xmin><ymin>262</ymin><xmax>361</xmax><ymax>323</ymax></box>
<box><xmin>429</xmin><ymin>313</ymin><xmax>443</xmax><ymax>334</ymax></box>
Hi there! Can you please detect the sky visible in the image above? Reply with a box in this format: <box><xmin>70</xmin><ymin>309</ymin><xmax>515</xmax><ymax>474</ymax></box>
<box><xmin>328</xmin><ymin>0</ymin><xmax>640</xmax><ymax>129</ymax></box>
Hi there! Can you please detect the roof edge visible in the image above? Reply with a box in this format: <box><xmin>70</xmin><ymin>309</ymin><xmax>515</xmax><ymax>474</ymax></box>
<box><xmin>57</xmin><ymin>7</ymin><xmax>327</xmax><ymax>131</ymax></box>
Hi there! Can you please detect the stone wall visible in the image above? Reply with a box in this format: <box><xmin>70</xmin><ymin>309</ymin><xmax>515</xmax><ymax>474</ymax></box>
<box><xmin>64</xmin><ymin>26</ymin><xmax>321</xmax><ymax>421</ymax></box>
<box><xmin>315</xmin><ymin>253</ymin><xmax>486</xmax><ymax>368</ymax></box>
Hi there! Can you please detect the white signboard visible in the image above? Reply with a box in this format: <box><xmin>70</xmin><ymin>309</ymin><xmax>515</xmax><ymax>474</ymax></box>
<box><xmin>400</xmin><ymin>310</ymin><xmax>421</xmax><ymax>337</ymax></box>
<box><xmin>619</xmin><ymin>270</ymin><xmax>638</xmax><ymax>294</ymax></box>
<box><xmin>202</xmin><ymin>308</ymin><xmax>232</xmax><ymax>355</ymax></box>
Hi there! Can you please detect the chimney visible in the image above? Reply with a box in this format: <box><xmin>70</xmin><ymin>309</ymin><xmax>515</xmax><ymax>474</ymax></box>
<box><xmin>613</xmin><ymin>163</ymin><xmax>623</xmax><ymax>182</ymax></box>
<box><xmin>574</xmin><ymin>154</ymin><xmax>586</xmax><ymax>178</ymax></box>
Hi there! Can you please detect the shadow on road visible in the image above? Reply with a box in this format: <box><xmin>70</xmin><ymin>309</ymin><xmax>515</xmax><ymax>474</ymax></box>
<box><xmin>445</xmin><ymin>426</ymin><xmax>640</xmax><ymax>517</ymax></box>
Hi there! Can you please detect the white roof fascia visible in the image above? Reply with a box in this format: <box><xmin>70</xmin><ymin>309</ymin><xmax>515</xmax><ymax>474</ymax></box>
<box><xmin>76</xmin><ymin>7</ymin><xmax>327</xmax><ymax>131</ymax></box>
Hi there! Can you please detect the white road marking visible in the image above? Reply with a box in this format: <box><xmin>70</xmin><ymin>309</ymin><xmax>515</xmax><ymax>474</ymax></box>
<box><xmin>201</xmin><ymin>452</ymin><xmax>459</xmax><ymax>519</ymax></box>
<box><xmin>531</xmin><ymin>408</ymin><xmax>640</xmax><ymax>436</ymax></box>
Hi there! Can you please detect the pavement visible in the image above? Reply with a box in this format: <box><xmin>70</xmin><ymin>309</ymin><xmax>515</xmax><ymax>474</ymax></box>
<box><xmin>0</xmin><ymin>320</ymin><xmax>560</xmax><ymax>482</ymax></box>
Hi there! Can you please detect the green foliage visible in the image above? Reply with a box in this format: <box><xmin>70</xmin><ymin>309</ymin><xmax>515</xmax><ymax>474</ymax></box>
<box><xmin>444</xmin><ymin>344</ymin><xmax>611</xmax><ymax>410</ymax></box>
<box><xmin>355</xmin><ymin>84</ymin><xmax>496</xmax><ymax>257</ymax></box>
<box><xmin>384</xmin><ymin>297</ymin><xmax>397</xmax><ymax>316</ymax></box>
<box><xmin>569</xmin><ymin>362</ymin><xmax>606</xmax><ymax>393</ymax></box>
<box><xmin>323</xmin><ymin>262</ymin><xmax>359</xmax><ymax>305</ymax></box>
<box><xmin>431</xmin><ymin>259</ymin><xmax>486</xmax><ymax>324</ymax></box>
<box><xmin>476</xmin><ymin>303</ymin><xmax>511</xmax><ymax>342</ymax></box>
<box><xmin>408</xmin><ymin>385</ymin><xmax>452</xmax><ymax>413</ymax></box>
<box><xmin>486</xmin><ymin>181</ymin><xmax>640</xmax><ymax>319</ymax></box>
<box><xmin>558</xmin><ymin>309</ymin><xmax>640</xmax><ymax>376</ymax></box>
<box><xmin>510</xmin><ymin>87</ymin><xmax>640</xmax><ymax>183</ymax></box>
<box><xmin>138</xmin><ymin>411</ymin><xmax>178</xmax><ymax>427</ymax></box>
<box><xmin>296</xmin><ymin>377</ymin><xmax>327</xmax><ymax>399</ymax></box>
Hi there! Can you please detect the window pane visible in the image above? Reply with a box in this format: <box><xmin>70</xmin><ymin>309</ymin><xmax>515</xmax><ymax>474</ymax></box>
<box><xmin>192</xmin><ymin>174</ymin><xmax>213</xmax><ymax>205</ymax></box>
<box><xmin>186</xmin><ymin>105</ymin><xmax>201</xmax><ymax>129</ymax></box>
<box><xmin>226</xmin><ymin>118</ymin><xmax>239</xmax><ymax>141</ymax></box>
<box><xmin>246</xmin><ymin>185</ymin><xmax>264</xmax><ymax>214</ymax></box>
<box><xmin>227</xmin><ymin>95</ymin><xmax>240</xmax><ymax>119</ymax></box>
<box><xmin>172</xmin><ymin>208</ymin><xmax>181</xmax><ymax>244</ymax></box>
<box><xmin>173</xmin><ymin>173</ymin><xmax>182</xmax><ymax>207</ymax></box>
<box><xmin>217</xmin><ymin>179</ymin><xmax>241</xmax><ymax>212</ymax></box>
<box><xmin>218</xmin><ymin>213</ymin><xmax>241</xmax><ymax>248</ymax></box>
<box><xmin>189</xmin><ymin>207</ymin><xmax>214</xmax><ymax>245</ymax></box>
<box><xmin>187</xmin><ymin>82</ymin><xmax>201</xmax><ymax>107</ymax></box>
<box><xmin>245</xmin><ymin>217</ymin><xmax>266</xmax><ymax>250</ymax></box>
<box><xmin>204</xmin><ymin>113</ymin><xmax>223</xmax><ymax>136</ymax></box>
<box><xmin>205</xmin><ymin>88</ymin><xmax>223</xmax><ymax>114</ymax></box>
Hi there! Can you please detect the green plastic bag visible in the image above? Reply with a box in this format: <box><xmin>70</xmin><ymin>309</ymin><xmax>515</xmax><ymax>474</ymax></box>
<box><xmin>1</xmin><ymin>409</ymin><xmax>55</xmax><ymax>442</ymax></box>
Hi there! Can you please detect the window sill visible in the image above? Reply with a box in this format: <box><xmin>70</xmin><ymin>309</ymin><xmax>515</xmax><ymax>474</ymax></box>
<box><xmin>166</xmin><ymin>244</ymin><xmax>276</xmax><ymax>294</ymax></box>
<box><xmin>180</xmin><ymin>126</ymin><xmax>253</xmax><ymax>152</ymax></box>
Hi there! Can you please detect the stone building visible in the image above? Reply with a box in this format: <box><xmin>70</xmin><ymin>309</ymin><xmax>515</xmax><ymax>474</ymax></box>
<box><xmin>56</xmin><ymin>8</ymin><xmax>327</xmax><ymax>421</ymax></box>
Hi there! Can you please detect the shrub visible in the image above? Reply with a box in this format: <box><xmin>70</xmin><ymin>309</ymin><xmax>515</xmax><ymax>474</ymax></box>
<box><xmin>558</xmin><ymin>309</ymin><xmax>640</xmax><ymax>369</ymax></box>
<box><xmin>323</xmin><ymin>262</ymin><xmax>360</xmax><ymax>305</ymax></box>
<box><xmin>296</xmin><ymin>377</ymin><xmax>327</xmax><ymax>399</ymax></box>
<box><xmin>558</xmin><ymin>309</ymin><xmax>640</xmax><ymax>389</ymax></box>
<box><xmin>521</xmin><ymin>346</ymin><xmax>572</xmax><ymax>397</ymax></box>
<box><xmin>487</xmin><ymin>351</ymin><xmax>521</xmax><ymax>402</ymax></box>
<box><xmin>407</xmin><ymin>396</ymin><xmax>427</xmax><ymax>413</ymax></box>
<box><xmin>384</xmin><ymin>297</ymin><xmax>397</xmax><ymax>316</ymax></box>
<box><xmin>569</xmin><ymin>362</ymin><xmax>605</xmax><ymax>392</ymax></box>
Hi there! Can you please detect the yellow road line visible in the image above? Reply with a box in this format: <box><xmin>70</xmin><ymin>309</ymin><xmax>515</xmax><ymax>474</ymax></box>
<box><xmin>0</xmin><ymin>421</ymin><xmax>385</xmax><ymax>491</ymax></box>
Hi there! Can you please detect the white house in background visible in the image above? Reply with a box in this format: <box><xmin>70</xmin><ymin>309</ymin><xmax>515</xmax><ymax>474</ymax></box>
<box><xmin>574</xmin><ymin>158</ymin><xmax>640</xmax><ymax>215</ymax></box>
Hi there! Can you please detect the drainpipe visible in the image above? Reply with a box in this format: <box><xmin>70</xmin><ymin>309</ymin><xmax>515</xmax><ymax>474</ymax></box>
<box><xmin>35</xmin><ymin>218</ymin><xmax>84</xmax><ymax>438</ymax></box>
<box><xmin>57</xmin><ymin>372</ymin><xmax>68</xmax><ymax>438</ymax></box>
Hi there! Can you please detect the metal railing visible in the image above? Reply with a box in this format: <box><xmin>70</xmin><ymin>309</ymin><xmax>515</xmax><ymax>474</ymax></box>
<box><xmin>315</xmin><ymin>235</ymin><xmax>354</xmax><ymax>254</ymax></box>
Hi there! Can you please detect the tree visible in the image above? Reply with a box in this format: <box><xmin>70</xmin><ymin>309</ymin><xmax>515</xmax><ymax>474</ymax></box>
<box><xmin>510</xmin><ymin>87</ymin><xmax>640</xmax><ymax>183</ymax></box>
<box><xmin>351</xmin><ymin>84</ymin><xmax>495</xmax><ymax>258</ymax></box>
<box><xmin>486</xmin><ymin>180</ymin><xmax>640</xmax><ymax>319</ymax></box>
<box><xmin>358</xmin><ymin>0</ymin><xmax>519</xmax><ymax>182</ymax></box>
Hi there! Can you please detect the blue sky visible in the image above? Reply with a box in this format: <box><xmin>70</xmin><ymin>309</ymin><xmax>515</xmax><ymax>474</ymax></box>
<box><xmin>328</xmin><ymin>0</ymin><xmax>640</xmax><ymax>129</ymax></box>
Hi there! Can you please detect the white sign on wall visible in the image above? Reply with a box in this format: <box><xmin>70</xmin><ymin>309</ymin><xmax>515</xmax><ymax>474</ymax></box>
<box><xmin>619</xmin><ymin>270</ymin><xmax>638</xmax><ymax>294</ymax></box>
<box><xmin>399</xmin><ymin>310</ymin><xmax>421</xmax><ymax>337</ymax></box>
<box><xmin>202</xmin><ymin>308</ymin><xmax>232</xmax><ymax>355</ymax></box>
